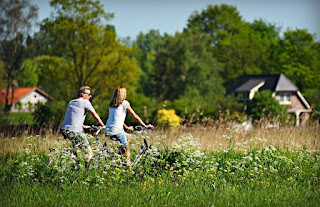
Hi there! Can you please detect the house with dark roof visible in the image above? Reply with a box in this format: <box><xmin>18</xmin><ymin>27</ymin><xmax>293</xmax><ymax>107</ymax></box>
<box><xmin>226</xmin><ymin>74</ymin><xmax>312</xmax><ymax>126</ymax></box>
<box><xmin>0</xmin><ymin>87</ymin><xmax>52</xmax><ymax>112</ymax></box>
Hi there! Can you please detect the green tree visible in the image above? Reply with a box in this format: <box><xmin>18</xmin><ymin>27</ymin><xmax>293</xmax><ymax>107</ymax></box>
<box><xmin>0</xmin><ymin>0</ymin><xmax>38</xmax><ymax>113</ymax></box>
<box><xmin>251</xmin><ymin>19</ymin><xmax>280</xmax><ymax>41</ymax></box>
<box><xmin>186</xmin><ymin>4</ymin><xmax>275</xmax><ymax>87</ymax></box>
<box><xmin>187</xmin><ymin>4</ymin><xmax>243</xmax><ymax>45</ymax></box>
<box><xmin>32</xmin><ymin>0</ymin><xmax>142</xmax><ymax>126</ymax></box>
<box><xmin>37</xmin><ymin>0</ymin><xmax>140</xmax><ymax>101</ymax></box>
<box><xmin>274</xmin><ymin>29</ymin><xmax>319</xmax><ymax>90</ymax></box>
<box><xmin>134</xmin><ymin>30</ymin><xmax>165</xmax><ymax>96</ymax></box>
<box><xmin>246</xmin><ymin>90</ymin><xmax>286</xmax><ymax>121</ymax></box>
<box><xmin>134</xmin><ymin>30</ymin><xmax>225</xmax><ymax>116</ymax></box>
<box><xmin>250</xmin><ymin>19</ymin><xmax>281</xmax><ymax>74</ymax></box>
<box><xmin>34</xmin><ymin>55</ymin><xmax>73</xmax><ymax>100</ymax></box>
<box><xmin>186</xmin><ymin>5</ymin><xmax>279</xmax><ymax>88</ymax></box>
<box><xmin>215</xmin><ymin>24</ymin><xmax>265</xmax><ymax>86</ymax></box>
<box><xmin>16</xmin><ymin>59</ymin><xmax>39</xmax><ymax>87</ymax></box>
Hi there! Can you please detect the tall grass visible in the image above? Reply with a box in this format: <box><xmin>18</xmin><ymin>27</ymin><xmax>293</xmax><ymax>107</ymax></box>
<box><xmin>0</xmin><ymin>135</ymin><xmax>60</xmax><ymax>158</ymax></box>
<box><xmin>153</xmin><ymin>124</ymin><xmax>320</xmax><ymax>151</ymax></box>
<box><xmin>1</xmin><ymin>124</ymin><xmax>319</xmax><ymax>158</ymax></box>
<box><xmin>0</xmin><ymin>123</ymin><xmax>319</xmax><ymax>206</ymax></box>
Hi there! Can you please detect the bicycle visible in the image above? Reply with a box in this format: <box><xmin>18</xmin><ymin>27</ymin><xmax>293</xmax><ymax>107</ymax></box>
<box><xmin>48</xmin><ymin>125</ymin><xmax>154</xmax><ymax>169</ymax></box>
<box><xmin>90</xmin><ymin>125</ymin><xmax>154</xmax><ymax>168</ymax></box>
<box><xmin>47</xmin><ymin>126</ymin><xmax>106</xmax><ymax>167</ymax></box>
<box><xmin>131</xmin><ymin>125</ymin><xmax>154</xmax><ymax>168</ymax></box>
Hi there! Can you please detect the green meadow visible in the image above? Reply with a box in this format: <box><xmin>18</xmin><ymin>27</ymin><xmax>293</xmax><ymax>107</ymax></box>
<box><xmin>0</xmin><ymin>126</ymin><xmax>319</xmax><ymax>206</ymax></box>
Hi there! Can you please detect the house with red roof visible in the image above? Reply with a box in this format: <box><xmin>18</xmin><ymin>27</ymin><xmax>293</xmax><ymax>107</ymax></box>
<box><xmin>0</xmin><ymin>87</ymin><xmax>52</xmax><ymax>112</ymax></box>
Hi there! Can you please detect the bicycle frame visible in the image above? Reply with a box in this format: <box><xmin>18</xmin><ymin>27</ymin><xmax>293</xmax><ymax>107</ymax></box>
<box><xmin>131</xmin><ymin>126</ymin><xmax>153</xmax><ymax>169</ymax></box>
<box><xmin>48</xmin><ymin>125</ymin><xmax>153</xmax><ymax>169</ymax></box>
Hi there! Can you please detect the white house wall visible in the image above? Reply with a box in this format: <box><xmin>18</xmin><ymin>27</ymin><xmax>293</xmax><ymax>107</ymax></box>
<box><xmin>11</xmin><ymin>90</ymin><xmax>48</xmax><ymax>112</ymax></box>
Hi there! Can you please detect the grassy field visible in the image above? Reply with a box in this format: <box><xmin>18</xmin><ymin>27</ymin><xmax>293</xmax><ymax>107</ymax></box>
<box><xmin>0</xmin><ymin>125</ymin><xmax>319</xmax><ymax>206</ymax></box>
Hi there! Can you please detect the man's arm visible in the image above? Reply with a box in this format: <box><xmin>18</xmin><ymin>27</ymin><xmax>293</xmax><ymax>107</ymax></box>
<box><xmin>88</xmin><ymin>109</ymin><xmax>105</xmax><ymax>127</ymax></box>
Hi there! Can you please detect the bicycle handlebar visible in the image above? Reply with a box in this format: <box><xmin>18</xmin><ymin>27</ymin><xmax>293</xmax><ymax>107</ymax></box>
<box><xmin>134</xmin><ymin>125</ymin><xmax>154</xmax><ymax>132</ymax></box>
<box><xmin>89</xmin><ymin>125</ymin><xmax>105</xmax><ymax>136</ymax></box>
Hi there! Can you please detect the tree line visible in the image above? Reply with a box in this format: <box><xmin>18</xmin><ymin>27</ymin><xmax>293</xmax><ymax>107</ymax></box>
<box><xmin>1</xmin><ymin>0</ymin><xmax>319</xmax><ymax>126</ymax></box>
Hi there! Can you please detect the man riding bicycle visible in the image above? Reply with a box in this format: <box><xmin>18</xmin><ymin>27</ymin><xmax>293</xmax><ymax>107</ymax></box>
<box><xmin>60</xmin><ymin>86</ymin><xmax>105</xmax><ymax>169</ymax></box>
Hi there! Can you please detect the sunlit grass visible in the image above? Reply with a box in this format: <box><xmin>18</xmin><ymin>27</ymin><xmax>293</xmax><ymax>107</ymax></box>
<box><xmin>0</xmin><ymin>135</ymin><xmax>59</xmax><ymax>158</ymax></box>
<box><xmin>1</xmin><ymin>124</ymin><xmax>319</xmax><ymax>157</ymax></box>
<box><xmin>0</xmin><ymin>124</ymin><xmax>319</xmax><ymax>206</ymax></box>
<box><xmin>154</xmin><ymin>124</ymin><xmax>320</xmax><ymax>151</ymax></box>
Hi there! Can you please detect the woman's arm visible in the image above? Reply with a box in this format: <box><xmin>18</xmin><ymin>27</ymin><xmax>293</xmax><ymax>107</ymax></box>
<box><xmin>127</xmin><ymin>105</ymin><xmax>152</xmax><ymax>128</ymax></box>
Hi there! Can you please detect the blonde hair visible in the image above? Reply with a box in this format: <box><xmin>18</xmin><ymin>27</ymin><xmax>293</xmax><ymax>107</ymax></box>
<box><xmin>109</xmin><ymin>86</ymin><xmax>127</xmax><ymax>107</ymax></box>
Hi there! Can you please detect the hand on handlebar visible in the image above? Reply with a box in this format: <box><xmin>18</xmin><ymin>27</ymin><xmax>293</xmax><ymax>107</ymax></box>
<box><xmin>124</xmin><ymin>126</ymin><xmax>134</xmax><ymax>132</ymax></box>
<box><xmin>145</xmin><ymin>124</ymin><xmax>154</xmax><ymax>129</ymax></box>
<box><xmin>135</xmin><ymin>124</ymin><xmax>154</xmax><ymax>131</ymax></box>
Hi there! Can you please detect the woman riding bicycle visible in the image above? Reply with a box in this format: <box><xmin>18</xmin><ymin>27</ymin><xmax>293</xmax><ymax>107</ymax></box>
<box><xmin>105</xmin><ymin>86</ymin><xmax>153</xmax><ymax>167</ymax></box>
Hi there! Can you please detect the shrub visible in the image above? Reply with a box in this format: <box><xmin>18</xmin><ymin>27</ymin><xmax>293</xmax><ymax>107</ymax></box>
<box><xmin>245</xmin><ymin>90</ymin><xmax>287</xmax><ymax>121</ymax></box>
<box><xmin>33</xmin><ymin>100</ymin><xmax>67</xmax><ymax>129</ymax></box>
<box><xmin>156</xmin><ymin>109</ymin><xmax>180</xmax><ymax>129</ymax></box>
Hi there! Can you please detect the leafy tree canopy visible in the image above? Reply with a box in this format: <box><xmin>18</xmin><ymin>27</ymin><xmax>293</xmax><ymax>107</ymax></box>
<box><xmin>274</xmin><ymin>29</ymin><xmax>319</xmax><ymax>90</ymax></box>
<box><xmin>36</xmin><ymin>0</ymin><xmax>140</xmax><ymax>102</ymax></box>
<box><xmin>16</xmin><ymin>59</ymin><xmax>38</xmax><ymax>87</ymax></box>
<box><xmin>134</xmin><ymin>30</ymin><xmax>225</xmax><ymax>116</ymax></box>
<box><xmin>187</xmin><ymin>4</ymin><xmax>243</xmax><ymax>45</ymax></box>
<box><xmin>185</xmin><ymin>4</ymin><xmax>281</xmax><ymax>88</ymax></box>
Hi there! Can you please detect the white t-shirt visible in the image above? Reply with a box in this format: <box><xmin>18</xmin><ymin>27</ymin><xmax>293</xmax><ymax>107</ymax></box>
<box><xmin>105</xmin><ymin>100</ymin><xmax>130</xmax><ymax>135</ymax></box>
<box><xmin>61</xmin><ymin>98</ymin><xmax>94</xmax><ymax>132</ymax></box>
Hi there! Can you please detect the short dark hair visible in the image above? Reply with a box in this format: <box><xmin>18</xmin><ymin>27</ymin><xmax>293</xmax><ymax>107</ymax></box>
<box><xmin>77</xmin><ymin>86</ymin><xmax>91</xmax><ymax>97</ymax></box>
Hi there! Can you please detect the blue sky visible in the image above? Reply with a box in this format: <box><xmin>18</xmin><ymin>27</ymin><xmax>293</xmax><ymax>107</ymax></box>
<box><xmin>33</xmin><ymin>0</ymin><xmax>320</xmax><ymax>41</ymax></box>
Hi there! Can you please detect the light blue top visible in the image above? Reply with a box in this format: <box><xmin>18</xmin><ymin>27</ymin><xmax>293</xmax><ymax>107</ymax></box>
<box><xmin>61</xmin><ymin>98</ymin><xmax>94</xmax><ymax>132</ymax></box>
<box><xmin>105</xmin><ymin>100</ymin><xmax>130</xmax><ymax>135</ymax></box>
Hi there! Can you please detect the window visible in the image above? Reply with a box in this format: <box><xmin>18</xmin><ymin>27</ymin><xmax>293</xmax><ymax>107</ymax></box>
<box><xmin>237</xmin><ymin>92</ymin><xmax>249</xmax><ymax>101</ymax></box>
<box><xmin>279</xmin><ymin>93</ymin><xmax>291</xmax><ymax>104</ymax></box>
